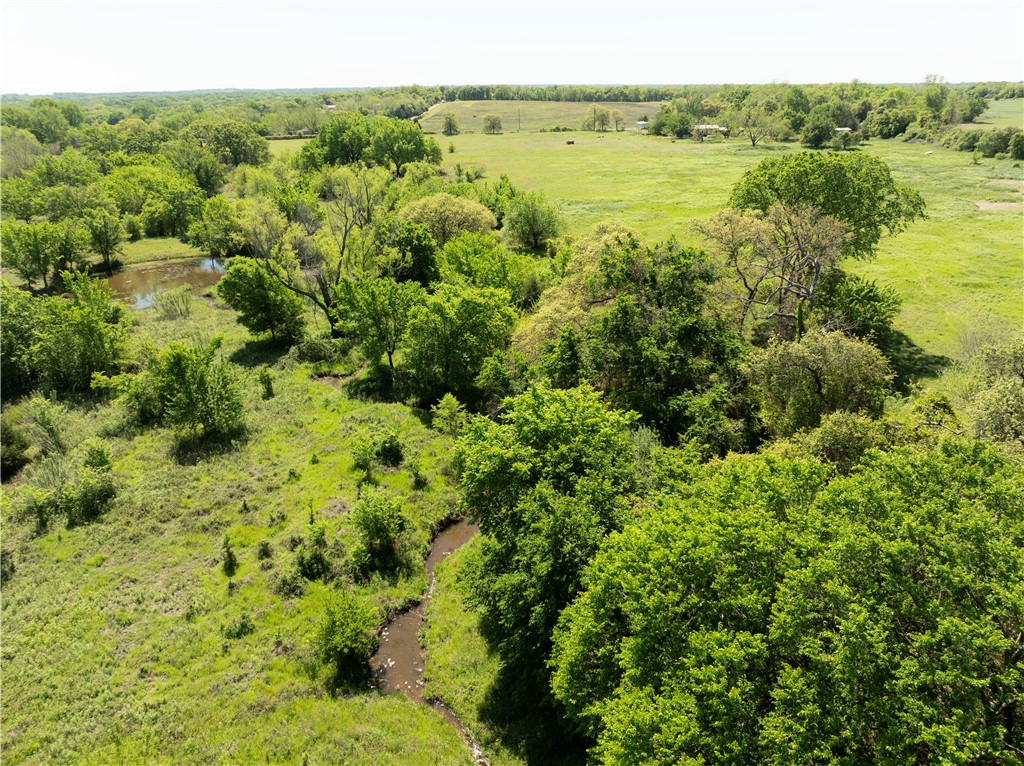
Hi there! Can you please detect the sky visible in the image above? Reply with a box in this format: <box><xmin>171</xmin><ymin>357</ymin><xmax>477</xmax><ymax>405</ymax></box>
<box><xmin>1</xmin><ymin>1</ymin><xmax>1022</xmax><ymax>95</ymax></box>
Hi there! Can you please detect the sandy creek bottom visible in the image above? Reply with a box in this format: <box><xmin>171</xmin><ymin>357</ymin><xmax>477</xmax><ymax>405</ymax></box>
<box><xmin>370</xmin><ymin>518</ymin><xmax>489</xmax><ymax>764</ymax></box>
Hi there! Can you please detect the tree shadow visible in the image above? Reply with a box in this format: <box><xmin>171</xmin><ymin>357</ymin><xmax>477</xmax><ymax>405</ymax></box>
<box><xmin>172</xmin><ymin>428</ymin><xmax>248</xmax><ymax>466</ymax></box>
<box><xmin>881</xmin><ymin>331</ymin><xmax>952</xmax><ymax>393</ymax></box>
<box><xmin>345</xmin><ymin>364</ymin><xmax>407</xmax><ymax>404</ymax></box>
<box><xmin>228</xmin><ymin>338</ymin><xmax>292</xmax><ymax>368</ymax></box>
<box><xmin>476</xmin><ymin>662</ymin><xmax>588</xmax><ymax>766</ymax></box>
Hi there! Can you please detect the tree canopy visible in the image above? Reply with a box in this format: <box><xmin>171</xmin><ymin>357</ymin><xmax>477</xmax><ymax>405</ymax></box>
<box><xmin>729</xmin><ymin>152</ymin><xmax>925</xmax><ymax>259</ymax></box>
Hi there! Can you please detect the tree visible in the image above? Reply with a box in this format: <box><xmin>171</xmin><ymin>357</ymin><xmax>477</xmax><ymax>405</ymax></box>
<box><xmin>585</xmin><ymin>232</ymin><xmax>746</xmax><ymax>445</ymax></box>
<box><xmin>483</xmin><ymin>114</ymin><xmax>503</xmax><ymax>134</ymax></box>
<box><xmin>800</xmin><ymin>106</ymin><xmax>837</xmax><ymax>148</ymax></box>
<box><xmin>441</xmin><ymin>112</ymin><xmax>460</xmax><ymax>136</ymax></box>
<box><xmin>750</xmin><ymin>330</ymin><xmax>893</xmax><ymax>436</ymax></box>
<box><xmin>216</xmin><ymin>257</ymin><xmax>305</xmax><ymax>343</ymax></box>
<box><xmin>502</xmin><ymin>190</ymin><xmax>564</xmax><ymax>251</ymax></box>
<box><xmin>402</xmin><ymin>283</ymin><xmax>517</xmax><ymax>400</ymax></box>
<box><xmin>723</xmin><ymin>94</ymin><xmax>785</xmax><ymax>147</ymax></box>
<box><xmin>1</xmin><ymin>221</ymin><xmax>58</xmax><ymax>289</ymax></box>
<box><xmin>51</xmin><ymin>219</ymin><xmax>89</xmax><ymax>275</ymax></box>
<box><xmin>551</xmin><ymin>442</ymin><xmax>1024</xmax><ymax>765</ymax></box>
<box><xmin>729</xmin><ymin>151</ymin><xmax>925</xmax><ymax>260</ymax></box>
<box><xmin>38</xmin><ymin>272</ymin><xmax>130</xmax><ymax>394</ymax></box>
<box><xmin>694</xmin><ymin>203</ymin><xmax>850</xmax><ymax>338</ymax></box>
<box><xmin>399</xmin><ymin>192</ymin><xmax>497</xmax><ymax>247</ymax></box>
<box><xmin>583</xmin><ymin>105</ymin><xmax>611</xmax><ymax>132</ymax></box>
<box><xmin>85</xmin><ymin>209</ymin><xmax>126</xmax><ymax>275</ymax></box>
<box><xmin>967</xmin><ymin>334</ymin><xmax>1024</xmax><ymax>450</ymax></box>
<box><xmin>438</xmin><ymin>232</ymin><xmax>532</xmax><ymax>303</ymax></box>
<box><xmin>457</xmin><ymin>385</ymin><xmax>639</xmax><ymax>725</ymax></box>
<box><xmin>332</xmin><ymin>275</ymin><xmax>425</xmax><ymax>368</ymax></box>
<box><xmin>180</xmin><ymin>118</ymin><xmax>270</xmax><ymax>167</ymax></box>
<box><xmin>0</xmin><ymin>126</ymin><xmax>46</xmax><ymax>178</ymax></box>
<box><xmin>156</xmin><ymin>337</ymin><xmax>245</xmax><ymax>438</ymax></box>
<box><xmin>376</xmin><ymin>219</ymin><xmax>438</xmax><ymax>287</ymax></box>
<box><xmin>365</xmin><ymin>117</ymin><xmax>441</xmax><ymax>175</ymax></box>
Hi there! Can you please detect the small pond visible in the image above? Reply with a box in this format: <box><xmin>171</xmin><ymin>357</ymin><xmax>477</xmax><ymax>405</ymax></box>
<box><xmin>106</xmin><ymin>258</ymin><xmax>225</xmax><ymax>309</ymax></box>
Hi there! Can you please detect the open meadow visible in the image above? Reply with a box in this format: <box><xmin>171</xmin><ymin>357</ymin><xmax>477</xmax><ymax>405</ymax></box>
<box><xmin>417</xmin><ymin>99</ymin><xmax>662</xmax><ymax>134</ymax></box>
<box><xmin>3</xmin><ymin>94</ymin><xmax>1022</xmax><ymax>766</ymax></box>
<box><xmin>439</xmin><ymin>129</ymin><xmax>1023</xmax><ymax>361</ymax></box>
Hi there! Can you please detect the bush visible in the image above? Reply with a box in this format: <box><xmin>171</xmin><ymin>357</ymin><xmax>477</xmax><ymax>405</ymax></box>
<box><xmin>288</xmin><ymin>335</ymin><xmax>341</xmax><ymax>363</ymax></box>
<box><xmin>221</xmin><ymin>612</ymin><xmax>255</xmax><ymax>640</ymax></box>
<box><xmin>351</xmin><ymin>486</ymin><xmax>406</xmax><ymax>561</ymax></box>
<box><xmin>1</xmin><ymin>413</ymin><xmax>31</xmax><ymax>481</ymax></box>
<box><xmin>977</xmin><ymin>127</ymin><xmax>1021</xmax><ymax>158</ymax></box>
<box><xmin>153</xmin><ymin>286</ymin><xmax>193</xmax><ymax>320</ymax></box>
<box><xmin>294</xmin><ymin>523</ymin><xmax>332</xmax><ymax>581</ymax></box>
<box><xmin>374</xmin><ymin>430</ymin><xmax>404</xmax><ymax>467</ymax></box>
<box><xmin>312</xmin><ymin>587</ymin><xmax>378</xmax><ymax>691</ymax></box>
<box><xmin>159</xmin><ymin>338</ymin><xmax>245</xmax><ymax>439</ymax></box>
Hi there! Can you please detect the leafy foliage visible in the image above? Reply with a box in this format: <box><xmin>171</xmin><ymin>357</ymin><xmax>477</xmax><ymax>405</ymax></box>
<box><xmin>729</xmin><ymin>151</ymin><xmax>925</xmax><ymax>259</ymax></box>
<box><xmin>402</xmin><ymin>284</ymin><xmax>517</xmax><ymax>402</ymax></box>
<box><xmin>457</xmin><ymin>385</ymin><xmax>639</xmax><ymax>702</ymax></box>
<box><xmin>217</xmin><ymin>257</ymin><xmax>305</xmax><ymax>343</ymax></box>
<box><xmin>552</xmin><ymin>442</ymin><xmax>1024</xmax><ymax>765</ymax></box>
<box><xmin>749</xmin><ymin>330</ymin><xmax>893</xmax><ymax>437</ymax></box>
<box><xmin>312</xmin><ymin>587</ymin><xmax>378</xmax><ymax>692</ymax></box>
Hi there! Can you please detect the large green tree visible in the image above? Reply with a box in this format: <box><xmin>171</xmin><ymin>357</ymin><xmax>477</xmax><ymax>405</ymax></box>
<box><xmin>332</xmin><ymin>275</ymin><xmax>425</xmax><ymax>368</ymax></box>
<box><xmin>457</xmin><ymin>384</ymin><xmax>640</xmax><ymax>735</ymax></box>
<box><xmin>729</xmin><ymin>152</ymin><xmax>925</xmax><ymax>259</ymax></box>
<box><xmin>552</xmin><ymin>442</ymin><xmax>1024</xmax><ymax>765</ymax></box>
<box><xmin>402</xmin><ymin>283</ymin><xmax>516</xmax><ymax>400</ymax></box>
<box><xmin>216</xmin><ymin>257</ymin><xmax>305</xmax><ymax>343</ymax></box>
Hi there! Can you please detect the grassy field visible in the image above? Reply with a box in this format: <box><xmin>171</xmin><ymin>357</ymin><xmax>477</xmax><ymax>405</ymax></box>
<box><xmin>442</xmin><ymin>130</ymin><xmax>1023</xmax><ymax>362</ymax></box>
<box><xmin>1</xmin><ymin>300</ymin><xmax>478</xmax><ymax>764</ymax></box>
<box><xmin>120</xmin><ymin>236</ymin><xmax>202</xmax><ymax>265</ymax></box>
<box><xmin>268</xmin><ymin>137</ymin><xmax>313</xmax><ymax>158</ymax></box>
<box><xmin>418</xmin><ymin>99</ymin><xmax>662</xmax><ymax>134</ymax></box>
<box><xmin>958</xmin><ymin>97</ymin><xmax>1024</xmax><ymax>130</ymax></box>
<box><xmin>422</xmin><ymin>537</ymin><xmax>527</xmax><ymax>766</ymax></box>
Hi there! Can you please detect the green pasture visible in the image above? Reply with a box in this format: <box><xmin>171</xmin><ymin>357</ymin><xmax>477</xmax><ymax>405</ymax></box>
<box><xmin>120</xmin><ymin>236</ymin><xmax>202</xmax><ymax>265</ymax></box>
<box><xmin>418</xmin><ymin>99</ymin><xmax>662</xmax><ymax>134</ymax></box>
<box><xmin>268</xmin><ymin>137</ymin><xmax>313</xmax><ymax>158</ymax></box>
<box><xmin>958</xmin><ymin>97</ymin><xmax>1024</xmax><ymax>130</ymax></box>
<box><xmin>443</xmin><ymin>130</ymin><xmax>1023</xmax><ymax>362</ymax></box>
<box><xmin>1</xmin><ymin>299</ymin><xmax>475</xmax><ymax>764</ymax></box>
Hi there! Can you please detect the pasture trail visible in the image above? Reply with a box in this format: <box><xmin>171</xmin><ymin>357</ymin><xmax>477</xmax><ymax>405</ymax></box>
<box><xmin>370</xmin><ymin>519</ymin><xmax>489</xmax><ymax>765</ymax></box>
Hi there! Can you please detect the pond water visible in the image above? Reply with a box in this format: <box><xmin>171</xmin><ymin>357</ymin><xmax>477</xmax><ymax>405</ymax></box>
<box><xmin>106</xmin><ymin>258</ymin><xmax>225</xmax><ymax>309</ymax></box>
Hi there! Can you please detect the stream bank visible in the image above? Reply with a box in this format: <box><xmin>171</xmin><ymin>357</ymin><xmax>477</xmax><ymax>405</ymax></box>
<box><xmin>370</xmin><ymin>518</ymin><xmax>489</xmax><ymax>765</ymax></box>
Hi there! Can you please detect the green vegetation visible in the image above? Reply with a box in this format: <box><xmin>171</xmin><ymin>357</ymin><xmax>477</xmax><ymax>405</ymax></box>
<box><xmin>2</xmin><ymin>83</ymin><xmax>1022</xmax><ymax>766</ymax></box>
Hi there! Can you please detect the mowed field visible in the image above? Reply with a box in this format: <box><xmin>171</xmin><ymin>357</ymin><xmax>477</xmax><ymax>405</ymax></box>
<box><xmin>417</xmin><ymin>99</ymin><xmax>662</xmax><ymax>133</ymax></box>
<box><xmin>439</xmin><ymin>129</ymin><xmax>1023</xmax><ymax>361</ymax></box>
<box><xmin>958</xmin><ymin>97</ymin><xmax>1024</xmax><ymax>130</ymax></box>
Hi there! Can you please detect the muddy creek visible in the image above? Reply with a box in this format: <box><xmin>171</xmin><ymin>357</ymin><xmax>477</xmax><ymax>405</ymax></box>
<box><xmin>370</xmin><ymin>518</ymin><xmax>487</xmax><ymax>762</ymax></box>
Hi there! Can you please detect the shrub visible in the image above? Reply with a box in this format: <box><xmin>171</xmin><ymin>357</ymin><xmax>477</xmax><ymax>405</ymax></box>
<box><xmin>221</xmin><ymin>612</ymin><xmax>255</xmax><ymax>640</ymax></box>
<box><xmin>374</xmin><ymin>430</ymin><xmax>403</xmax><ymax>467</ymax></box>
<box><xmin>153</xmin><ymin>286</ymin><xmax>193</xmax><ymax>320</ymax></box>
<box><xmin>351</xmin><ymin>486</ymin><xmax>406</xmax><ymax>560</ymax></box>
<box><xmin>294</xmin><ymin>522</ymin><xmax>332</xmax><ymax>581</ymax></box>
<box><xmin>222</xmin><ymin>534</ymin><xmax>238</xmax><ymax>576</ymax></box>
<box><xmin>1</xmin><ymin>413</ymin><xmax>31</xmax><ymax>481</ymax></box>
<box><xmin>288</xmin><ymin>335</ymin><xmax>341</xmax><ymax>363</ymax></box>
<box><xmin>159</xmin><ymin>338</ymin><xmax>245</xmax><ymax>439</ymax></box>
<box><xmin>312</xmin><ymin>586</ymin><xmax>378</xmax><ymax>691</ymax></box>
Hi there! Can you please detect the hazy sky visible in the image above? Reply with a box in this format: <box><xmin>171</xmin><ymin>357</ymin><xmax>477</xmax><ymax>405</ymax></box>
<box><xmin>2</xmin><ymin>1</ymin><xmax>1022</xmax><ymax>94</ymax></box>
